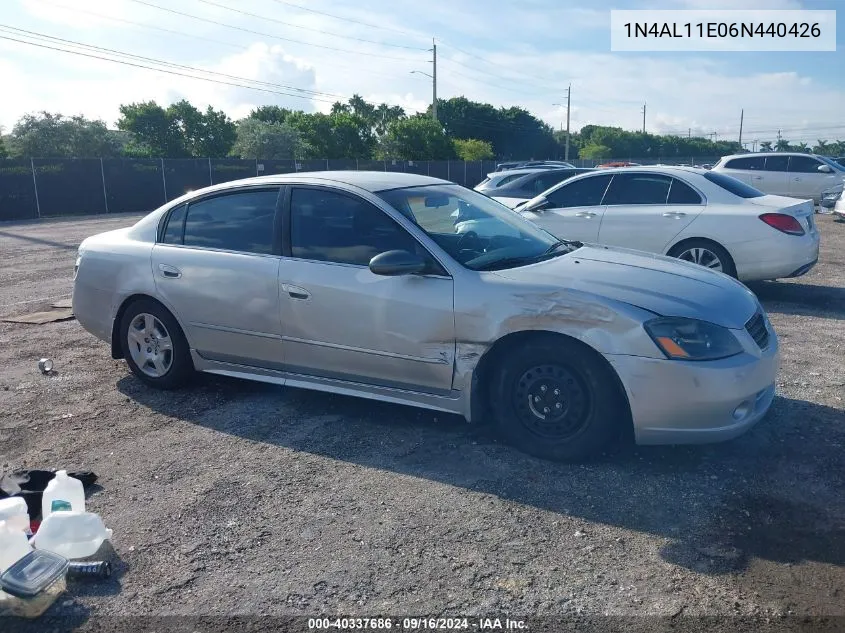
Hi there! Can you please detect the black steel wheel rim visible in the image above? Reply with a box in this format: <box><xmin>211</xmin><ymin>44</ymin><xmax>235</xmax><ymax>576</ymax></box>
<box><xmin>513</xmin><ymin>363</ymin><xmax>591</xmax><ymax>440</ymax></box>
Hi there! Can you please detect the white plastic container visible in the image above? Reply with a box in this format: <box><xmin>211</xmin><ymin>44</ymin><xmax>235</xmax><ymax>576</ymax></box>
<box><xmin>0</xmin><ymin>520</ymin><xmax>33</xmax><ymax>573</ymax></box>
<box><xmin>0</xmin><ymin>497</ymin><xmax>30</xmax><ymax>534</ymax></box>
<box><xmin>30</xmin><ymin>511</ymin><xmax>112</xmax><ymax>560</ymax></box>
<box><xmin>41</xmin><ymin>470</ymin><xmax>86</xmax><ymax>519</ymax></box>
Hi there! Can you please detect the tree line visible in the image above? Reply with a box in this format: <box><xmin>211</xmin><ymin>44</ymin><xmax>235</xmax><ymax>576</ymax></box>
<box><xmin>1</xmin><ymin>95</ymin><xmax>842</xmax><ymax>161</ymax></box>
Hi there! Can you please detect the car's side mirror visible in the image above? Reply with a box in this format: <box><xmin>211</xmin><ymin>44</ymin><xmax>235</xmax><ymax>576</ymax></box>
<box><xmin>369</xmin><ymin>250</ymin><xmax>427</xmax><ymax>276</ymax></box>
<box><xmin>818</xmin><ymin>164</ymin><xmax>833</xmax><ymax>173</ymax></box>
<box><xmin>522</xmin><ymin>196</ymin><xmax>550</xmax><ymax>213</ymax></box>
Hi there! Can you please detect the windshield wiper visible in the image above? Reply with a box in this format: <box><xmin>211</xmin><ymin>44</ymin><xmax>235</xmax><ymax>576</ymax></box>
<box><xmin>542</xmin><ymin>239</ymin><xmax>582</xmax><ymax>255</ymax></box>
<box><xmin>473</xmin><ymin>256</ymin><xmax>539</xmax><ymax>271</ymax></box>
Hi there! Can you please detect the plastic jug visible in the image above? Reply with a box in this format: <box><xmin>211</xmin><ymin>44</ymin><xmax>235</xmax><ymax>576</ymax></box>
<box><xmin>0</xmin><ymin>497</ymin><xmax>30</xmax><ymax>534</ymax></box>
<box><xmin>30</xmin><ymin>511</ymin><xmax>112</xmax><ymax>560</ymax></box>
<box><xmin>41</xmin><ymin>470</ymin><xmax>85</xmax><ymax>519</ymax></box>
<box><xmin>0</xmin><ymin>520</ymin><xmax>33</xmax><ymax>573</ymax></box>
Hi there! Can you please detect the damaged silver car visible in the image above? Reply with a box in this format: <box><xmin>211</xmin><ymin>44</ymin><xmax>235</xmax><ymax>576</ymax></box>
<box><xmin>73</xmin><ymin>172</ymin><xmax>779</xmax><ymax>460</ymax></box>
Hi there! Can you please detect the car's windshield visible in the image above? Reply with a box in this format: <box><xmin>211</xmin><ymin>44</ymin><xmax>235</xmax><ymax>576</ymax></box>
<box><xmin>377</xmin><ymin>184</ymin><xmax>578</xmax><ymax>271</ymax></box>
<box><xmin>817</xmin><ymin>155</ymin><xmax>845</xmax><ymax>171</ymax></box>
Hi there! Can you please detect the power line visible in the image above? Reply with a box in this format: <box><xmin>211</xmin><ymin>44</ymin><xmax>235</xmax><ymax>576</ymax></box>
<box><xmin>41</xmin><ymin>0</ymin><xmax>416</xmax><ymax>81</ymax></box>
<box><xmin>193</xmin><ymin>0</ymin><xmax>427</xmax><ymax>51</ymax></box>
<box><xmin>0</xmin><ymin>31</ymin><xmax>343</xmax><ymax>104</ymax></box>
<box><xmin>0</xmin><ymin>25</ymin><xmax>345</xmax><ymax>99</ymax></box>
<box><xmin>126</xmin><ymin>0</ymin><xmax>422</xmax><ymax>62</ymax></box>
<box><xmin>265</xmin><ymin>0</ymin><xmax>422</xmax><ymax>39</ymax></box>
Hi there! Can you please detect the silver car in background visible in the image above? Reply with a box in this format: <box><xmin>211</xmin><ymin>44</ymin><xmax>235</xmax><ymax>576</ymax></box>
<box><xmin>73</xmin><ymin>172</ymin><xmax>779</xmax><ymax>460</ymax></box>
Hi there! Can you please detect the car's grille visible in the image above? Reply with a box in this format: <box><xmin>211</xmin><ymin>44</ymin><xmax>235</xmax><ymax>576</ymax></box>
<box><xmin>745</xmin><ymin>311</ymin><xmax>769</xmax><ymax>350</ymax></box>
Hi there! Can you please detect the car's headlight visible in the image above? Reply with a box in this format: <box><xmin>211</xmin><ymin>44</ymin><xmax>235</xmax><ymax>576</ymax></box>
<box><xmin>821</xmin><ymin>185</ymin><xmax>843</xmax><ymax>208</ymax></box>
<box><xmin>644</xmin><ymin>317</ymin><xmax>743</xmax><ymax>361</ymax></box>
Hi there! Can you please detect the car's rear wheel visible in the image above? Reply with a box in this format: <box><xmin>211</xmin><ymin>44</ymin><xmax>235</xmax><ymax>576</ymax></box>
<box><xmin>120</xmin><ymin>299</ymin><xmax>193</xmax><ymax>389</ymax></box>
<box><xmin>491</xmin><ymin>337</ymin><xmax>628</xmax><ymax>461</ymax></box>
<box><xmin>669</xmin><ymin>239</ymin><xmax>737</xmax><ymax>277</ymax></box>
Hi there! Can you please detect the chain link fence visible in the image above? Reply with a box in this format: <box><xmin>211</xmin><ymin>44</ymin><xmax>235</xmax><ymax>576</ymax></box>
<box><xmin>0</xmin><ymin>156</ymin><xmax>724</xmax><ymax>221</ymax></box>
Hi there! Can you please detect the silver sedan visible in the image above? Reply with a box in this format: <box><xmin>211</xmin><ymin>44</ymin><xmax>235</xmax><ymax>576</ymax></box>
<box><xmin>73</xmin><ymin>172</ymin><xmax>779</xmax><ymax>460</ymax></box>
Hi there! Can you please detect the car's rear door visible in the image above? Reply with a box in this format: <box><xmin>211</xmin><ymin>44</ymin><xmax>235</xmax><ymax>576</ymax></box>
<box><xmin>756</xmin><ymin>155</ymin><xmax>790</xmax><ymax>196</ymax></box>
<box><xmin>150</xmin><ymin>186</ymin><xmax>284</xmax><ymax>367</ymax></box>
<box><xmin>277</xmin><ymin>185</ymin><xmax>455</xmax><ymax>394</ymax></box>
<box><xmin>718</xmin><ymin>156</ymin><xmax>765</xmax><ymax>186</ymax></box>
<box><xmin>596</xmin><ymin>173</ymin><xmax>705</xmax><ymax>253</ymax></box>
<box><xmin>521</xmin><ymin>173</ymin><xmax>613</xmax><ymax>242</ymax></box>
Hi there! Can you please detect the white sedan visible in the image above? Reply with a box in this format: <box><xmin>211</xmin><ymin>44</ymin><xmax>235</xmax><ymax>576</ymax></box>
<box><xmin>458</xmin><ymin>167</ymin><xmax>819</xmax><ymax>282</ymax></box>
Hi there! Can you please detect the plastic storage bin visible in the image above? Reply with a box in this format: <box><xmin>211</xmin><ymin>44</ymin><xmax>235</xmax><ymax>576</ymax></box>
<box><xmin>0</xmin><ymin>550</ymin><xmax>68</xmax><ymax>618</ymax></box>
<box><xmin>0</xmin><ymin>498</ymin><xmax>30</xmax><ymax>534</ymax></box>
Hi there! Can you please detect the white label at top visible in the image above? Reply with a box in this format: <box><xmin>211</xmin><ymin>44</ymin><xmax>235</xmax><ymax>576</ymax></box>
<box><xmin>610</xmin><ymin>10</ymin><xmax>836</xmax><ymax>52</ymax></box>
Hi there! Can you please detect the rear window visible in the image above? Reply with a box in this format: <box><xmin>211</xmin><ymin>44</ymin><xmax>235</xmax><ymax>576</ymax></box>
<box><xmin>703</xmin><ymin>172</ymin><xmax>764</xmax><ymax>198</ymax></box>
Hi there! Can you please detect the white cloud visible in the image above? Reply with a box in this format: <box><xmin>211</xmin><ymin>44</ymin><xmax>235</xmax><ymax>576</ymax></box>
<box><xmin>1</xmin><ymin>0</ymin><xmax>842</xmax><ymax>148</ymax></box>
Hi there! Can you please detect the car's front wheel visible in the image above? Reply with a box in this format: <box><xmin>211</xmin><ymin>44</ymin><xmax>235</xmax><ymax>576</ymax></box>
<box><xmin>491</xmin><ymin>337</ymin><xmax>628</xmax><ymax>461</ymax></box>
<box><xmin>120</xmin><ymin>299</ymin><xmax>193</xmax><ymax>389</ymax></box>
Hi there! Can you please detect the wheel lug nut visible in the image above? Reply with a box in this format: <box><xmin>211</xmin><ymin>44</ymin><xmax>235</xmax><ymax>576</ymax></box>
<box><xmin>540</xmin><ymin>385</ymin><xmax>547</xmax><ymax>392</ymax></box>
<box><xmin>534</xmin><ymin>396</ymin><xmax>541</xmax><ymax>403</ymax></box>
<box><xmin>554</xmin><ymin>388</ymin><xmax>560</xmax><ymax>396</ymax></box>
<box><xmin>556</xmin><ymin>402</ymin><xmax>563</xmax><ymax>409</ymax></box>
<box><xmin>543</xmin><ymin>407</ymin><xmax>551</xmax><ymax>414</ymax></box>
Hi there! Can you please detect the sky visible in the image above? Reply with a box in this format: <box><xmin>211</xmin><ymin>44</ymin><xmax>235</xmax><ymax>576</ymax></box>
<box><xmin>0</xmin><ymin>0</ymin><xmax>843</xmax><ymax>147</ymax></box>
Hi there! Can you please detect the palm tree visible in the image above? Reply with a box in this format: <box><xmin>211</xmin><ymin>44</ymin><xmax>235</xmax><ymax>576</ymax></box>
<box><xmin>775</xmin><ymin>139</ymin><xmax>790</xmax><ymax>151</ymax></box>
<box><xmin>795</xmin><ymin>142</ymin><xmax>809</xmax><ymax>152</ymax></box>
<box><xmin>760</xmin><ymin>141</ymin><xmax>773</xmax><ymax>151</ymax></box>
<box><xmin>814</xmin><ymin>139</ymin><xmax>829</xmax><ymax>154</ymax></box>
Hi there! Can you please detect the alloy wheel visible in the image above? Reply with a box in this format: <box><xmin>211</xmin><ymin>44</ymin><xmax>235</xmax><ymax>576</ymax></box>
<box><xmin>127</xmin><ymin>313</ymin><xmax>174</xmax><ymax>378</ymax></box>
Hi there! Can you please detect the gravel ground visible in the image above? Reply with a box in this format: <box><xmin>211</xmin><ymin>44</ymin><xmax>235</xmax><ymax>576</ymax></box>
<box><xmin>0</xmin><ymin>213</ymin><xmax>843</xmax><ymax>627</ymax></box>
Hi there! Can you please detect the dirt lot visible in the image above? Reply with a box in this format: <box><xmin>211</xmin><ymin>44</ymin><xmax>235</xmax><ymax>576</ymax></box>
<box><xmin>0</xmin><ymin>213</ymin><xmax>843</xmax><ymax>626</ymax></box>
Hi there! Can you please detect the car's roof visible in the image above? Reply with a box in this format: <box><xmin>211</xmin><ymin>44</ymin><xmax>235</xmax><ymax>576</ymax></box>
<box><xmin>720</xmin><ymin>151</ymin><xmax>820</xmax><ymax>160</ymax></box>
<box><xmin>584</xmin><ymin>165</ymin><xmax>708</xmax><ymax>177</ymax></box>
<box><xmin>219</xmin><ymin>170</ymin><xmax>450</xmax><ymax>193</ymax></box>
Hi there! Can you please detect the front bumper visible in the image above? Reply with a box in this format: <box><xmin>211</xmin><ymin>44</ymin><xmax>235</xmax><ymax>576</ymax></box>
<box><xmin>606</xmin><ymin>327</ymin><xmax>779</xmax><ymax>445</ymax></box>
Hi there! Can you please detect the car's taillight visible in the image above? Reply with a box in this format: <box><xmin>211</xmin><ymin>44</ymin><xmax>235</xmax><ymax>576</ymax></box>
<box><xmin>759</xmin><ymin>213</ymin><xmax>805</xmax><ymax>236</ymax></box>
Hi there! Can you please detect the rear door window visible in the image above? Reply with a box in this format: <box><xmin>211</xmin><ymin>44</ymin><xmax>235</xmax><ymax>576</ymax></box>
<box><xmin>181</xmin><ymin>189</ymin><xmax>279</xmax><ymax>254</ymax></box>
<box><xmin>602</xmin><ymin>173</ymin><xmax>672</xmax><ymax>205</ymax></box>
<box><xmin>667</xmin><ymin>178</ymin><xmax>703</xmax><ymax>204</ymax></box>
<box><xmin>764</xmin><ymin>155</ymin><xmax>790</xmax><ymax>172</ymax></box>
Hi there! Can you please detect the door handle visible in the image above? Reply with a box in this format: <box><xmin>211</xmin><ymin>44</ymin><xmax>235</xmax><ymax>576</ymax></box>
<box><xmin>752</xmin><ymin>176</ymin><xmax>763</xmax><ymax>180</ymax></box>
<box><xmin>158</xmin><ymin>264</ymin><xmax>182</xmax><ymax>279</ymax></box>
<box><xmin>793</xmin><ymin>177</ymin><xmax>801</xmax><ymax>181</ymax></box>
<box><xmin>282</xmin><ymin>284</ymin><xmax>310</xmax><ymax>300</ymax></box>
<box><xmin>663</xmin><ymin>212</ymin><xmax>687</xmax><ymax>218</ymax></box>
<box><xmin>574</xmin><ymin>211</ymin><xmax>597</xmax><ymax>218</ymax></box>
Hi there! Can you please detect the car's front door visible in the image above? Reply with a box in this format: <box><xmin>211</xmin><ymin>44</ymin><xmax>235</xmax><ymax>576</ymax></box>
<box><xmin>787</xmin><ymin>155</ymin><xmax>838</xmax><ymax>201</ymax></box>
<box><xmin>277</xmin><ymin>186</ymin><xmax>455</xmax><ymax>394</ymax></box>
<box><xmin>596</xmin><ymin>173</ymin><xmax>705</xmax><ymax>253</ymax></box>
<box><xmin>150</xmin><ymin>187</ymin><xmax>284</xmax><ymax>367</ymax></box>
<box><xmin>521</xmin><ymin>173</ymin><xmax>613</xmax><ymax>243</ymax></box>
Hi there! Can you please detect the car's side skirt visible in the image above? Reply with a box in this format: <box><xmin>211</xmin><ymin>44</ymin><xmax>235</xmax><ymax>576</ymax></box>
<box><xmin>190</xmin><ymin>351</ymin><xmax>468</xmax><ymax>419</ymax></box>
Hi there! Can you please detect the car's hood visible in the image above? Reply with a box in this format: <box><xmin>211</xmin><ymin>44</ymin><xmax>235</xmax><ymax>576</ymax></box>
<box><xmin>493</xmin><ymin>244</ymin><xmax>759</xmax><ymax>329</ymax></box>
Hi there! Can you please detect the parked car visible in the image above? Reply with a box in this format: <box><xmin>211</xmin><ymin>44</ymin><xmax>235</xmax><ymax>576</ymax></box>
<box><xmin>597</xmin><ymin>161</ymin><xmax>642</xmax><ymax>168</ymax></box>
<box><xmin>711</xmin><ymin>152</ymin><xmax>845</xmax><ymax>204</ymax></box>
<box><xmin>474</xmin><ymin>168</ymin><xmax>552</xmax><ymax>193</ymax></box>
<box><xmin>833</xmin><ymin>188</ymin><xmax>845</xmax><ymax>221</ymax></box>
<box><xmin>474</xmin><ymin>167</ymin><xmax>818</xmax><ymax>282</ymax></box>
<box><xmin>833</xmin><ymin>157</ymin><xmax>845</xmax><ymax>168</ymax></box>
<box><xmin>73</xmin><ymin>171</ymin><xmax>778</xmax><ymax>461</ymax></box>
<box><xmin>494</xmin><ymin>160</ymin><xmax>575</xmax><ymax>172</ymax></box>
<box><xmin>484</xmin><ymin>168</ymin><xmax>595</xmax><ymax>208</ymax></box>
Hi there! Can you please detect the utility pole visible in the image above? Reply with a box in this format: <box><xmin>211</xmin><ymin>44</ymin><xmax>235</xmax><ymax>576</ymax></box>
<box><xmin>431</xmin><ymin>39</ymin><xmax>438</xmax><ymax>122</ymax></box>
<box><xmin>776</xmin><ymin>129</ymin><xmax>782</xmax><ymax>149</ymax></box>
<box><xmin>753</xmin><ymin>139</ymin><xmax>758</xmax><ymax>152</ymax></box>
<box><xmin>565</xmin><ymin>84</ymin><xmax>571</xmax><ymax>161</ymax></box>
<box><xmin>641</xmin><ymin>102</ymin><xmax>646</xmax><ymax>134</ymax></box>
<box><xmin>688</xmin><ymin>128</ymin><xmax>691</xmax><ymax>139</ymax></box>
<box><xmin>738</xmin><ymin>109</ymin><xmax>744</xmax><ymax>147</ymax></box>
